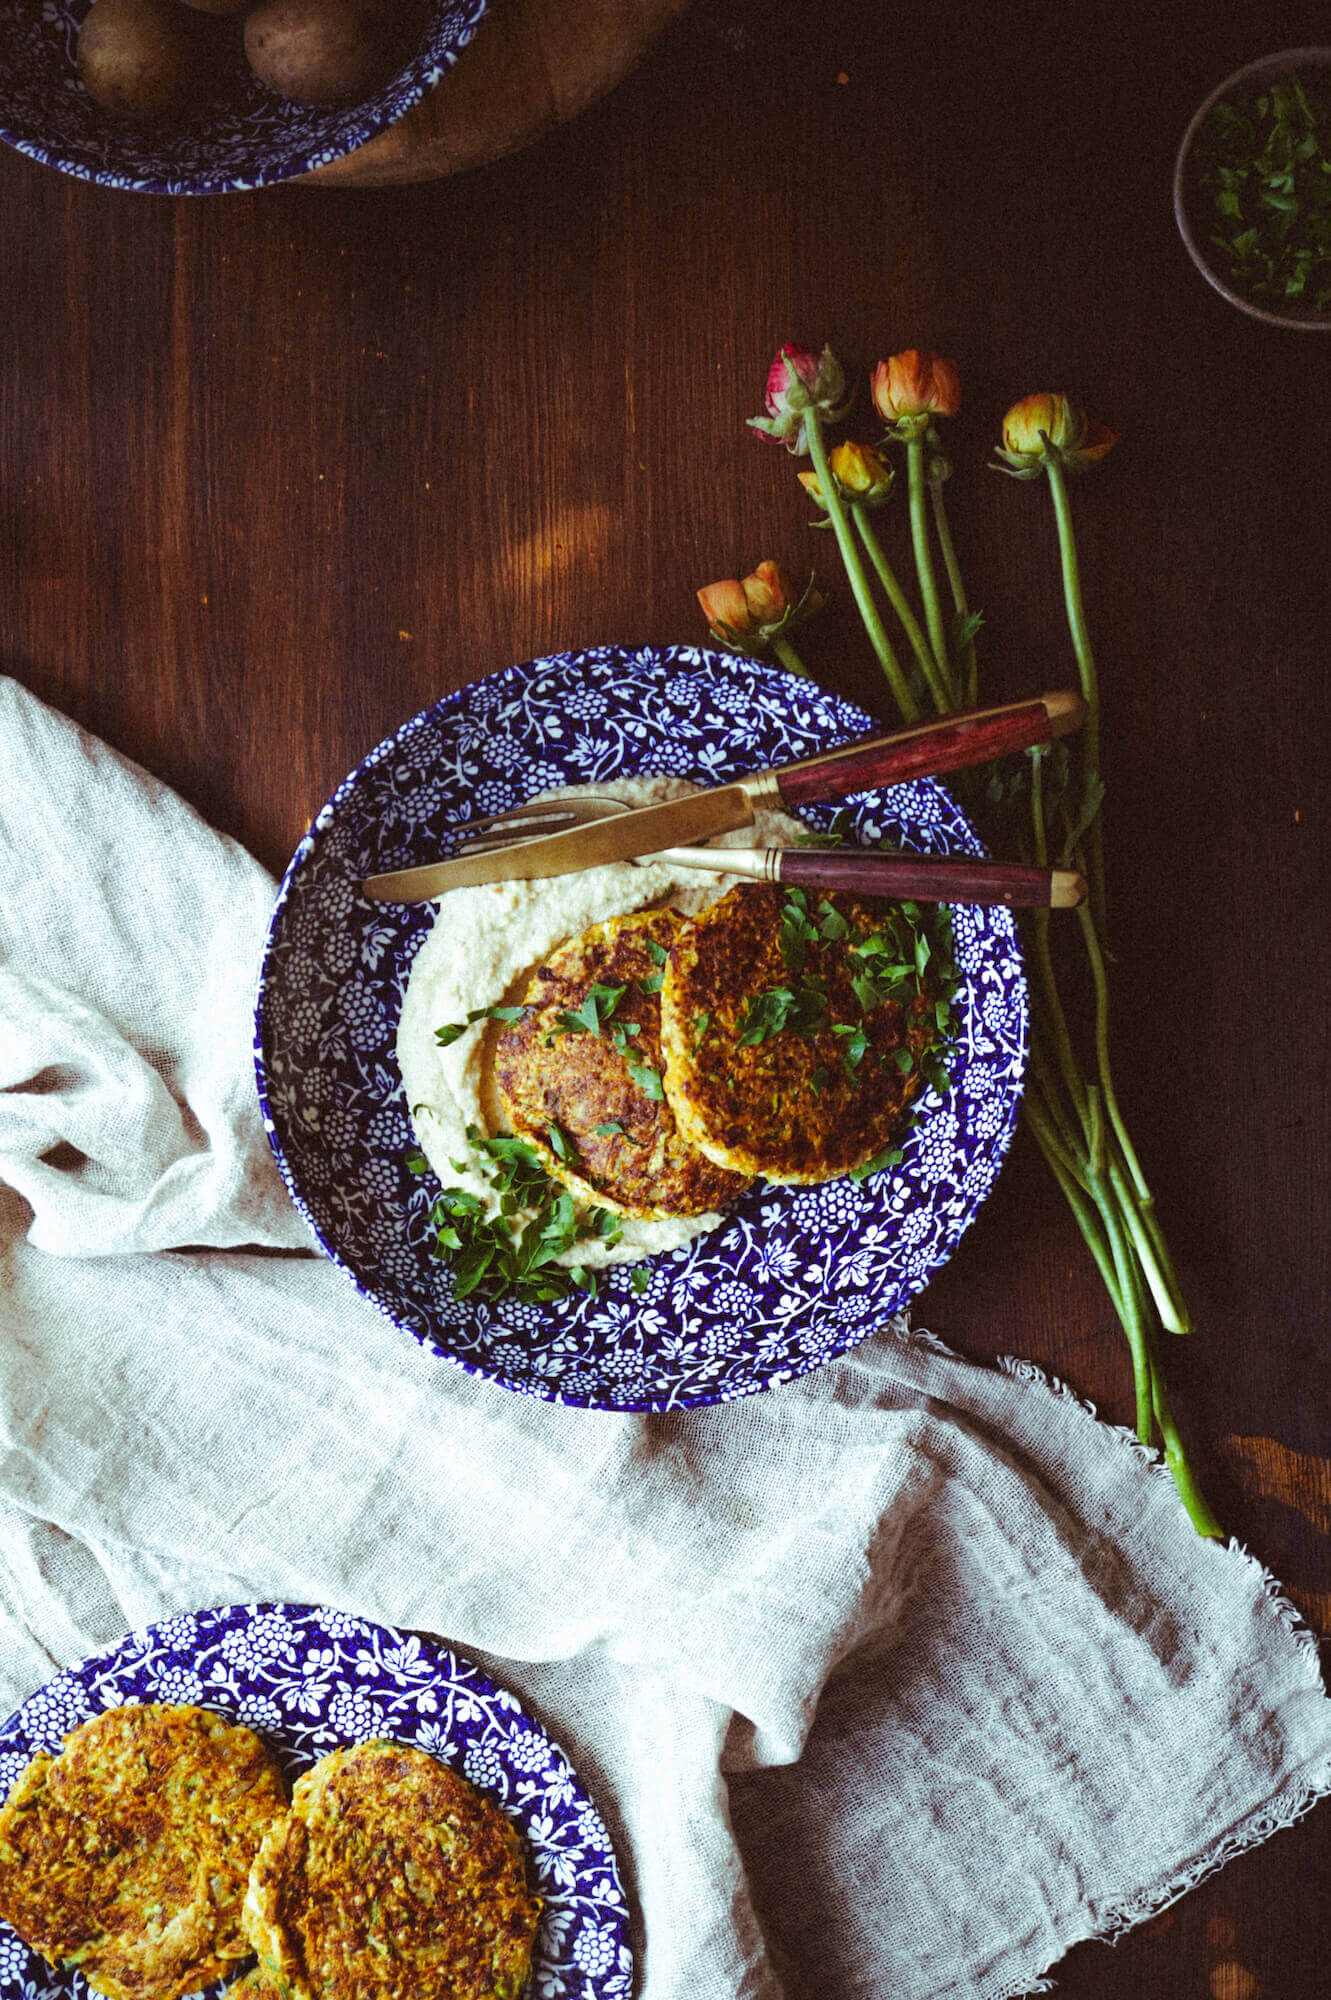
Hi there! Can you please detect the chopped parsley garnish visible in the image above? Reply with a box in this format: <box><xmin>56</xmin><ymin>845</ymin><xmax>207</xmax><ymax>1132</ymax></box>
<box><xmin>551</xmin><ymin>980</ymin><xmax>626</xmax><ymax>1040</ymax></box>
<box><xmin>629</xmin><ymin>1266</ymin><xmax>650</xmax><ymax>1294</ymax></box>
<box><xmin>435</xmin><ymin>1003</ymin><xmax>529</xmax><ymax>1047</ymax></box>
<box><xmin>1195</xmin><ymin>74</ymin><xmax>1331</xmax><ymax>311</ymax></box>
<box><xmin>779</xmin><ymin>887</ymin><xmax>821</xmax><ymax>969</ymax></box>
<box><xmin>626</xmin><ymin>1057</ymin><xmax>665</xmax><ymax>1100</ymax></box>
<box><xmin>407</xmin><ymin>1096</ymin><xmax>644</xmax><ymax>1303</ymax></box>
<box><xmin>645</xmin><ymin>939</ymin><xmax>670</xmax><ymax>966</ymax></box>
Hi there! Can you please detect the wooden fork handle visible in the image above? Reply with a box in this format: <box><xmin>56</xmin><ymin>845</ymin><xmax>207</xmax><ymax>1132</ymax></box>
<box><xmin>766</xmin><ymin>692</ymin><xmax>1084</xmax><ymax>808</ymax></box>
<box><xmin>777</xmin><ymin>848</ymin><xmax>1087</xmax><ymax>909</ymax></box>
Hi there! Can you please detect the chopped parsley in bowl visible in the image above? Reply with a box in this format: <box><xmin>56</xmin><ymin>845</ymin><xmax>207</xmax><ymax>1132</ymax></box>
<box><xmin>1175</xmin><ymin>49</ymin><xmax>1331</xmax><ymax>328</ymax></box>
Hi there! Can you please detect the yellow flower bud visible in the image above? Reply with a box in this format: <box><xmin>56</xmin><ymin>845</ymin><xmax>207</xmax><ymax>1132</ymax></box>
<box><xmin>996</xmin><ymin>393</ymin><xmax>1118</xmax><ymax>477</ymax></box>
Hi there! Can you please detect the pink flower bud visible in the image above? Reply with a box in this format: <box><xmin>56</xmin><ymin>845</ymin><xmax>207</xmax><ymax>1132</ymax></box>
<box><xmin>871</xmin><ymin>350</ymin><xmax>962</xmax><ymax>431</ymax></box>
<box><xmin>995</xmin><ymin>393</ymin><xmax>1117</xmax><ymax>477</ymax></box>
<box><xmin>748</xmin><ymin>343</ymin><xmax>848</xmax><ymax>455</ymax></box>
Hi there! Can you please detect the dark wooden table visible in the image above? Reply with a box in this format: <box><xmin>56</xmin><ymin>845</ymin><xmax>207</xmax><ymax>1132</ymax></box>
<box><xmin>2</xmin><ymin>0</ymin><xmax>1328</xmax><ymax>1991</ymax></box>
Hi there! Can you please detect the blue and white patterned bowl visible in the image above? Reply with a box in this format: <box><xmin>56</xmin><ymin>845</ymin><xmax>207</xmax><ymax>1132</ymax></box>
<box><xmin>0</xmin><ymin>1602</ymin><xmax>631</xmax><ymax>2000</ymax></box>
<box><xmin>254</xmin><ymin>646</ymin><xmax>1029</xmax><ymax>1412</ymax></box>
<box><xmin>0</xmin><ymin>0</ymin><xmax>487</xmax><ymax>195</ymax></box>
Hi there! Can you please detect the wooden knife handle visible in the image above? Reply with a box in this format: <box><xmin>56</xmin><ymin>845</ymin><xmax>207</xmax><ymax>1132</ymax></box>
<box><xmin>768</xmin><ymin>693</ymin><xmax>1084</xmax><ymax>807</ymax></box>
<box><xmin>777</xmin><ymin>848</ymin><xmax>1086</xmax><ymax>909</ymax></box>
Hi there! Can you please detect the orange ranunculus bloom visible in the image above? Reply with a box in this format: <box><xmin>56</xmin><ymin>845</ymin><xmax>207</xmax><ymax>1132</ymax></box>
<box><xmin>999</xmin><ymin>393</ymin><xmax>1118</xmax><ymax>472</ymax></box>
<box><xmin>698</xmin><ymin>561</ymin><xmax>821</xmax><ymax>642</ymax></box>
<box><xmin>871</xmin><ymin>350</ymin><xmax>962</xmax><ymax>425</ymax></box>
<box><xmin>696</xmin><ymin>577</ymin><xmax>751</xmax><ymax>633</ymax></box>
<box><xmin>738</xmin><ymin>559</ymin><xmax>799</xmax><ymax>626</ymax></box>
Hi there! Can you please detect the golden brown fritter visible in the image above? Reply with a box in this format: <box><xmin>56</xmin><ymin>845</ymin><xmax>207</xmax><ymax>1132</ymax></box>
<box><xmin>660</xmin><ymin>883</ymin><xmax>938</xmax><ymax>1183</ymax></box>
<box><xmin>494</xmin><ymin>908</ymin><xmax>750</xmax><ymax>1219</ymax></box>
<box><xmin>241</xmin><ymin>1740</ymin><xmax>540</xmax><ymax>2000</ymax></box>
<box><xmin>0</xmin><ymin>1702</ymin><xmax>287</xmax><ymax>2000</ymax></box>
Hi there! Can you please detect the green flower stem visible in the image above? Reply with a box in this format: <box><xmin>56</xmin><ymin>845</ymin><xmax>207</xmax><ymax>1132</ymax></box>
<box><xmin>851</xmin><ymin>505</ymin><xmax>951</xmax><ymax>714</ymax></box>
<box><xmin>929</xmin><ymin>480</ymin><xmax>979</xmax><ymax>707</ymax></box>
<box><xmin>1023</xmin><ymin>1098</ymin><xmax>1125</xmax><ymax>1316</ymax></box>
<box><xmin>1024</xmin><ymin>1072</ymin><xmax>1089</xmax><ymax>1190</ymax></box>
<box><xmin>1045</xmin><ymin>456</ymin><xmax>1108</xmax><ymax>934</ymax></box>
<box><xmin>805</xmin><ymin>413</ymin><xmax>921</xmax><ymax>722</ymax></box>
<box><xmin>1077</xmin><ymin>900</ymin><xmax>1192</xmax><ymax>1333</ymax></box>
<box><xmin>1028</xmin><ymin>758</ymin><xmax>1091</xmax><ymax>1131</ymax></box>
<box><xmin>906</xmin><ymin>436</ymin><xmax>957</xmax><ymax>703</ymax></box>
<box><xmin>771</xmin><ymin>634</ymin><xmax>811</xmax><ymax>678</ymax></box>
<box><xmin>1028</xmin><ymin>1041</ymin><xmax>1090</xmax><ymax>1182</ymax></box>
<box><xmin>1148</xmin><ymin>1331</ymin><xmax>1225</xmax><ymax>1539</ymax></box>
<box><xmin>1087</xmin><ymin>1160</ymin><xmax>1154</xmax><ymax>1443</ymax></box>
<box><xmin>1120</xmin><ymin>1167</ymin><xmax>1192</xmax><ymax>1335</ymax></box>
<box><xmin>1107</xmin><ymin>1155</ymin><xmax>1189</xmax><ymax>1337</ymax></box>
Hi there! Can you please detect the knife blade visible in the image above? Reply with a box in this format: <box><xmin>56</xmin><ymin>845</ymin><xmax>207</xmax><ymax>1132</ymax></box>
<box><xmin>361</xmin><ymin>691</ymin><xmax>1085</xmax><ymax>903</ymax></box>
<box><xmin>363</xmin><ymin>784</ymin><xmax>756</xmax><ymax>900</ymax></box>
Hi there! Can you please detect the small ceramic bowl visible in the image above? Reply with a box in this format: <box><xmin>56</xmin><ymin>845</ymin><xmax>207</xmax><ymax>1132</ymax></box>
<box><xmin>1174</xmin><ymin>47</ymin><xmax>1331</xmax><ymax>329</ymax></box>
<box><xmin>0</xmin><ymin>0</ymin><xmax>487</xmax><ymax>196</ymax></box>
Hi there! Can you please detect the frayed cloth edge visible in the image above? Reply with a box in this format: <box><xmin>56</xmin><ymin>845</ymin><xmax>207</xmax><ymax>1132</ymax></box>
<box><xmin>882</xmin><ymin>1319</ymin><xmax>1331</xmax><ymax>2000</ymax></box>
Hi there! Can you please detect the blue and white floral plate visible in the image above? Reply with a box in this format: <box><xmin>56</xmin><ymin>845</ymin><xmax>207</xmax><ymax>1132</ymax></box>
<box><xmin>254</xmin><ymin>646</ymin><xmax>1028</xmax><ymax>1411</ymax></box>
<box><xmin>0</xmin><ymin>1602</ymin><xmax>630</xmax><ymax>2000</ymax></box>
<box><xmin>0</xmin><ymin>1</ymin><xmax>486</xmax><ymax>195</ymax></box>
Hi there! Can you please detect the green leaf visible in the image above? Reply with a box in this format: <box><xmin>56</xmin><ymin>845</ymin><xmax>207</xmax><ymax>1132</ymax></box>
<box><xmin>638</xmin><ymin>972</ymin><xmax>665</xmax><ymax>995</ymax></box>
<box><xmin>693</xmin><ymin>1010</ymin><xmax>711</xmax><ymax>1048</ymax></box>
<box><xmin>629</xmin><ymin>1266</ymin><xmax>650</xmax><ymax>1295</ymax></box>
<box><xmin>737</xmin><ymin>986</ymin><xmax>797</xmax><ymax>1046</ymax></box>
<box><xmin>555</xmin><ymin>994</ymin><xmax>603</xmax><ymax>1037</ymax></box>
<box><xmin>833</xmin><ymin>1022</ymin><xmax>869</xmax><ymax>1072</ymax></box>
<box><xmin>645</xmin><ymin>939</ymin><xmax>669</xmax><ymax>965</ymax></box>
<box><xmin>589</xmin><ymin>982</ymin><xmax>627</xmax><ymax>1019</ymax></box>
<box><xmin>949</xmin><ymin>607</ymin><xmax>984</xmax><ymax>660</ymax></box>
<box><xmin>626</xmin><ymin>1058</ymin><xmax>665</xmax><ymax>1100</ymax></box>
<box><xmin>545</xmin><ymin>1122</ymin><xmax>573</xmax><ymax>1163</ymax></box>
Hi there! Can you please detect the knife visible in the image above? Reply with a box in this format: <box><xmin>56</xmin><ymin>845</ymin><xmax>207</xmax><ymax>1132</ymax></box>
<box><xmin>362</xmin><ymin>690</ymin><xmax>1085</xmax><ymax>903</ymax></box>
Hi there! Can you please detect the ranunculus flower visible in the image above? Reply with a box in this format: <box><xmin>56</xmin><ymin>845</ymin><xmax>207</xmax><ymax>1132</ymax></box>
<box><xmin>697</xmin><ymin>560</ymin><xmax>823</xmax><ymax>647</ymax></box>
<box><xmin>695</xmin><ymin>577</ymin><xmax>750</xmax><ymax>633</ymax></box>
<box><xmin>870</xmin><ymin>350</ymin><xmax>961</xmax><ymax>432</ymax></box>
<box><xmin>748</xmin><ymin>343</ymin><xmax>849</xmax><ymax>454</ymax></box>
<box><xmin>799</xmin><ymin>439</ymin><xmax>894</xmax><ymax>509</ymax></box>
<box><xmin>995</xmin><ymin>393</ymin><xmax>1118</xmax><ymax>477</ymax></box>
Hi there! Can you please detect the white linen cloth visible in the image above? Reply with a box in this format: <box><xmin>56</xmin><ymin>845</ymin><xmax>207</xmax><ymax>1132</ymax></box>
<box><xmin>0</xmin><ymin>671</ymin><xmax>1328</xmax><ymax>2000</ymax></box>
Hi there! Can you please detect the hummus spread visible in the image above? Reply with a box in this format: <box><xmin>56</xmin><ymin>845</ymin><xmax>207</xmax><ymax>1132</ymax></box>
<box><xmin>396</xmin><ymin>778</ymin><xmax>806</xmax><ymax>1267</ymax></box>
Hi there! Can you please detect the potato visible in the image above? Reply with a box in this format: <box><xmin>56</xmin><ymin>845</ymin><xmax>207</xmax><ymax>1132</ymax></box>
<box><xmin>77</xmin><ymin>0</ymin><xmax>221</xmax><ymax>120</ymax></box>
<box><xmin>244</xmin><ymin>0</ymin><xmax>426</xmax><ymax>105</ymax></box>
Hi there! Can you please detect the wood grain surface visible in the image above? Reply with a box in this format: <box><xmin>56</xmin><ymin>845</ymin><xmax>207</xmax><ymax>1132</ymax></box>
<box><xmin>0</xmin><ymin>0</ymin><xmax>1328</xmax><ymax>1992</ymax></box>
<box><xmin>306</xmin><ymin>0</ymin><xmax>692</xmax><ymax>187</ymax></box>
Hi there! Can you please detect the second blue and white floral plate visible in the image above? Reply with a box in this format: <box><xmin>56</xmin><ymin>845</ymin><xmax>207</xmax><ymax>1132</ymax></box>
<box><xmin>0</xmin><ymin>1602</ymin><xmax>630</xmax><ymax>2000</ymax></box>
<box><xmin>254</xmin><ymin>646</ymin><xmax>1028</xmax><ymax>1411</ymax></box>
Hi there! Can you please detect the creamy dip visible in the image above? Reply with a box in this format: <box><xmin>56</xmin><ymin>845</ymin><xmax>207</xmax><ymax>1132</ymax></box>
<box><xmin>396</xmin><ymin>778</ymin><xmax>806</xmax><ymax>1267</ymax></box>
